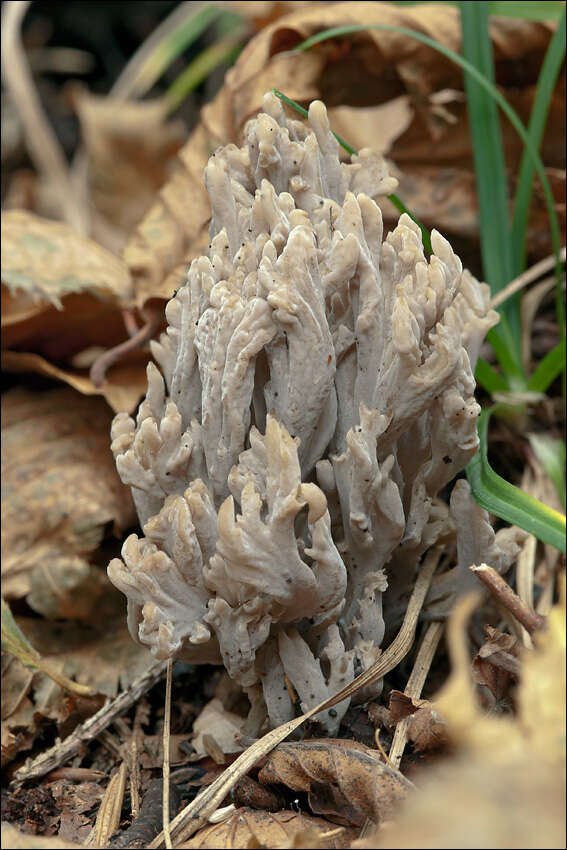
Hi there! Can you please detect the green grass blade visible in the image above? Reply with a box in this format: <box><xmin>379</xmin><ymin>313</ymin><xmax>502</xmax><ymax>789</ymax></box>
<box><xmin>166</xmin><ymin>28</ymin><xmax>245</xmax><ymax>114</ymax></box>
<box><xmin>272</xmin><ymin>90</ymin><xmax>356</xmax><ymax>154</ymax></box>
<box><xmin>528</xmin><ymin>434</ymin><xmax>566</xmax><ymax>509</ymax></box>
<box><xmin>460</xmin><ymin>2</ymin><xmax>519</xmax><ymax>353</ymax></box>
<box><xmin>389</xmin><ymin>1</ymin><xmax>565</xmax><ymax>20</ymax></box>
<box><xmin>486</xmin><ymin>326</ymin><xmax>526</xmax><ymax>385</ymax></box>
<box><xmin>294</xmin><ymin>23</ymin><xmax>563</xmax><ymax>382</ymax></box>
<box><xmin>294</xmin><ymin>26</ymin><xmax>562</xmax><ymax>274</ymax></box>
<box><xmin>467</xmin><ymin>408</ymin><xmax>566</xmax><ymax>551</ymax></box>
<box><xmin>487</xmin><ymin>1</ymin><xmax>566</xmax><ymax>20</ymax></box>
<box><xmin>272</xmin><ymin>89</ymin><xmax>433</xmax><ymax>253</ymax></box>
<box><xmin>527</xmin><ymin>339</ymin><xmax>566</xmax><ymax>392</ymax></box>
<box><xmin>510</xmin><ymin>10</ymin><xmax>566</xmax><ymax>341</ymax></box>
<box><xmin>475</xmin><ymin>357</ymin><xmax>509</xmax><ymax>392</ymax></box>
<box><xmin>118</xmin><ymin>4</ymin><xmax>224</xmax><ymax>98</ymax></box>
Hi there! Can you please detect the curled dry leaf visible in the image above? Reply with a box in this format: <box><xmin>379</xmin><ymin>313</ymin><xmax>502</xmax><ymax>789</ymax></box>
<box><xmin>354</xmin><ymin>584</ymin><xmax>566</xmax><ymax>849</ymax></box>
<box><xmin>191</xmin><ymin>698</ymin><xmax>247</xmax><ymax>757</ymax></box>
<box><xmin>1</xmin><ymin>210</ymin><xmax>150</xmax><ymax>413</ymax></box>
<box><xmin>1</xmin><ymin>387</ymin><xmax>136</xmax><ymax>605</ymax></box>
<box><xmin>257</xmin><ymin>740</ymin><xmax>413</xmax><ymax>828</ymax></box>
<box><xmin>180</xmin><ymin>807</ymin><xmax>357</xmax><ymax>849</ymax></box>
<box><xmin>123</xmin><ymin>1</ymin><xmax>559</xmax><ymax>304</ymax></box>
<box><xmin>471</xmin><ymin>626</ymin><xmax>522</xmax><ymax>710</ymax></box>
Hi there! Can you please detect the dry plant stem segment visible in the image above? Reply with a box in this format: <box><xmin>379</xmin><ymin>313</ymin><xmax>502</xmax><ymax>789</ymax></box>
<box><xmin>490</xmin><ymin>246</ymin><xmax>567</xmax><ymax>309</ymax></box>
<box><xmin>12</xmin><ymin>659</ymin><xmax>168</xmax><ymax>784</ymax></box>
<box><xmin>90</xmin><ymin>307</ymin><xmax>163</xmax><ymax>386</ymax></box>
<box><xmin>388</xmin><ymin>620</ymin><xmax>444</xmax><ymax>770</ymax></box>
<box><xmin>163</xmin><ymin>658</ymin><xmax>174</xmax><ymax>850</ymax></box>
<box><xmin>86</xmin><ymin>762</ymin><xmax>127</xmax><ymax>848</ymax></box>
<box><xmin>0</xmin><ymin>1</ymin><xmax>88</xmax><ymax>233</ymax></box>
<box><xmin>471</xmin><ymin>563</ymin><xmax>546</xmax><ymax>634</ymax></box>
<box><xmin>148</xmin><ymin>550</ymin><xmax>440</xmax><ymax>848</ymax></box>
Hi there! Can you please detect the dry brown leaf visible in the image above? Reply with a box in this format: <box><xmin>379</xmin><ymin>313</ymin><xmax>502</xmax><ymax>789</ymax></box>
<box><xmin>1</xmin><ymin>209</ymin><xmax>132</xmax><ymax>313</ymax></box>
<box><xmin>2</xmin><ymin>603</ymin><xmax>153</xmax><ymax>767</ymax></box>
<box><xmin>1</xmin><ymin>386</ymin><xmax>136</xmax><ymax>605</ymax></box>
<box><xmin>180</xmin><ymin>807</ymin><xmax>357</xmax><ymax>849</ymax></box>
<box><xmin>48</xmin><ymin>779</ymin><xmax>105</xmax><ymax>846</ymax></box>
<box><xmin>354</xmin><ymin>584</ymin><xmax>566</xmax><ymax>849</ymax></box>
<box><xmin>1</xmin><ymin>209</ymin><xmax>153</xmax><ymax>412</ymax></box>
<box><xmin>73</xmin><ymin>89</ymin><xmax>186</xmax><ymax>254</ymax></box>
<box><xmin>257</xmin><ymin>739</ymin><xmax>412</xmax><ymax>827</ymax></box>
<box><xmin>471</xmin><ymin>626</ymin><xmax>521</xmax><ymax>709</ymax></box>
<box><xmin>123</xmin><ymin>1</ymin><xmax>560</xmax><ymax>303</ymax></box>
<box><xmin>354</xmin><ymin>753</ymin><xmax>566</xmax><ymax>849</ymax></box>
<box><xmin>1</xmin><ymin>821</ymin><xmax>84</xmax><ymax>849</ymax></box>
<box><xmin>406</xmin><ymin>703</ymin><xmax>449</xmax><ymax>754</ymax></box>
<box><xmin>191</xmin><ymin>698</ymin><xmax>247</xmax><ymax>757</ymax></box>
<box><xmin>2</xmin><ymin>349</ymin><xmax>149</xmax><ymax>414</ymax></box>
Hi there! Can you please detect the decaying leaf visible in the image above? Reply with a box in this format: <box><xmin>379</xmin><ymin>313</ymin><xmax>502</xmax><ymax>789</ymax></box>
<box><xmin>2</xmin><ymin>598</ymin><xmax>153</xmax><ymax>766</ymax></box>
<box><xmin>1</xmin><ymin>599</ymin><xmax>94</xmax><ymax>697</ymax></box>
<box><xmin>1</xmin><ymin>209</ymin><xmax>132</xmax><ymax>310</ymax></box>
<box><xmin>257</xmin><ymin>739</ymin><xmax>413</xmax><ymax>828</ymax></box>
<box><xmin>354</xmin><ymin>583</ymin><xmax>566</xmax><ymax>849</ymax></box>
<box><xmin>1</xmin><ymin>386</ymin><xmax>136</xmax><ymax>605</ymax></box>
<box><xmin>388</xmin><ymin>691</ymin><xmax>449</xmax><ymax>754</ymax></box>
<box><xmin>1</xmin><ymin>210</ymin><xmax>152</xmax><ymax>412</ymax></box>
<box><xmin>191</xmin><ymin>698</ymin><xmax>247</xmax><ymax>757</ymax></box>
<box><xmin>123</xmin><ymin>1</ymin><xmax>560</xmax><ymax>303</ymax></box>
<box><xmin>180</xmin><ymin>807</ymin><xmax>357</xmax><ymax>849</ymax></box>
<box><xmin>73</xmin><ymin>89</ymin><xmax>186</xmax><ymax>253</ymax></box>
<box><xmin>2</xmin><ymin>349</ymin><xmax>150</xmax><ymax>414</ymax></box>
<box><xmin>1</xmin><ymin>816</ymin><xmax>84</xmax><ymax>849</ymax></box>
<box><xmin>471</xmin><ymin>626</ymin><xmax>521</xmax><ymax>709</ymax></box>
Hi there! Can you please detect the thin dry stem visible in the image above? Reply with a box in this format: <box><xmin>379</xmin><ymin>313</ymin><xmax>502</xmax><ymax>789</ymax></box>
<box><xmin>515</xmin><ymin>533</ymin><xmax>537</xmax><ymax>648</ymax></box>
<box><xmin>13</xmin><ymin>660</ymin><xmax>168</xmax><ymax>784</ymax></box>
<box><xmin>90</xmin><ymin>308</ymin><xmax>162</xmax><ymax>386</ymax></box>
<box><xmin>490</xmin><ymin>246</ymin><xmax>566</xmax><ymax>309</ymax></box>
<box><xmin>471</xmin><ymin>563</ymin><xmax>546</xmax><ymax>635</ymax></box>
<box><xmin>148</xmin><ymin>549</ymin><xmax>441</xmax><ymax>848</ymax></box>
<box><xmin>86</xmin><ymin>761</ymin><xmax>127</xmax><ymax>847</ymax></box>
<box><xmin>389</xmin><ymin>621</ymin><xmax>444</xmax><ymax>769</ymax></box>
<box><xmin>1</xmin><ymin>1</ymin><xmax>88</xmax><ymax>232</ymax></box>
<box><xmin>163</xmin><ymin>659</ymin><xmax>174</xmax><ymax>850</ymax></box>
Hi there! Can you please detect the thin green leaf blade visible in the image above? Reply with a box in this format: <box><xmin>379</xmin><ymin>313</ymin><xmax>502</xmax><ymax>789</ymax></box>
<box><xmin>527</xmin><ymin>339</ymin><xmax>566</xmax><ymax>392</ymax></box>
<box><xmin>389</xmin><ymin>1</ymin><xmax>565</xmax><ymax>21</ymax></box>
<box><xmin>510</xmin><ymin>8</ymin><xmax>565</xmax><ymax>335</ymax></box>
<box><xmin>1</xmin><ymin>597</ymin><xmax>42</xmax><ymax>667</ymax></box>
<box><xmin>475</xmin><ymin>357</ymin><xmax>509</xmax><ymax>392</ymax></box>
<box><xmin>467</xmin><ymin>409</ymin><xmax>566</xmax><ymax>552</ymax></box>
<box><xmin>460</xmin><ymin>2</ymin><xmax>520</xmax><ymax>352</ymax></box>
<box><xmin>1</xmin><ymin>598</ymin><xmax>94</xmax><ymax>695</ymax></box>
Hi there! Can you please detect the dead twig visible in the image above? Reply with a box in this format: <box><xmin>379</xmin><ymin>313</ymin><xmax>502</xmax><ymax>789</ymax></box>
<box><xmin>389</xmin><ymin>620</ymin><xmax>445</xmax><ymax>769</ymax></box>
<box><xmin>162</xmin><ymin>659</ymin><xmax>174</xmax><ymax>850</ymax></box>
<box><xmin>1</xmin><ymin>1</ymin><xmax>89</xmax><ymax>232</ymax></box>
<box><xmin>12</xmin><ymin>660</ymin><xmax>168</xmax><ymax>784</ymax></box>
<box><xmin>89</xmin><ymin>307</ymin><xmax>162</xmax><ymax>386</ymax></box>
<box><xmin>86</xmin><ymin>762</ymin><xmax>127</xmax><ymax>848</ymax></box>
<box><xmin>471</xmin><ymin>563</ymin><xmax>547</xmax><ymax>635</ymax></box>
<box><xmin>490</xmin><ymin>247</ymin><xmax>566</xmax><ymax>309</ymax></box>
